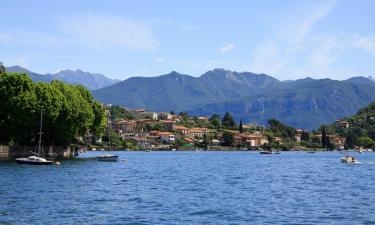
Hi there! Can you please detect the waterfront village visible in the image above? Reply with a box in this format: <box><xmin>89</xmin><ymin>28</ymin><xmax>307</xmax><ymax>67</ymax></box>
<box><xmin>93</xmin><ymin>104</ymin><xmax>353</xmax><ymax>151</ymax></box>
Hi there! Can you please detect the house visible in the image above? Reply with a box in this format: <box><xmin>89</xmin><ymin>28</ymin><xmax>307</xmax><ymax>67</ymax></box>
<box><xmin>328</xmin><ymin>135</ymin><xmax>346</xmax><ymax>146</ymax></box>
<box><xmin>187</xmin><ymin>128</ymin><xmax>208</xmax><ymax>138</ymax></box>
<box><xmin>158</xmin><ymin>112</ymin><xmax>173</xmax><ymax>120</ymax></box>
<box><xmin>161</xmin><ymin>120</ymin><xmax>176</xmax><ymax>131</ymax></box>
<box><xmin>159</xmin><ymin>132</ymin><xmax>176</xmax><ymax>143</ymax></box>
<box><xmin>295</xmin><ymin>129</ymin><xmax>305</xmax><ymax>143</ymax></box>
<box><xmin>139</xmin><ymin>112</ymin><xmax>158</xmax><ymax>120</ymax></box>
<box><xmin>198</xmin><ymin>116</ymin><xmax>209</xmax><ymax>121</ymax></box>
<box><xmin>174</xmin><ymin>125</ymin><xmax>189</xmax><ymax>135</ymax></box>
<box><xmin>211</xmin><ymin>139</ymin><xmax>221</xmax><ymax>147</ymax></box>
<box><xmin>133</xmin><ymin>109</ymin><xmax>145</xmax><ymax>113</ymax></box>
<box><xmin>336</xmin><ymin>120</ymin><xmax>350</xmax><ymax>128</ymax></box>
<box><xmin>113</xmin><ymin>120</ymin><xmax>137</xmax><ymax>133</ymax></box>
<box><xmin>242</xmin><ymin>134</ymin><xmax>268</xmax><ymax>148</ymax></box>
<box><xmin>133</xmin><ymin>137</ymin><xmax>151</xmax><ymax>149</ymax></box>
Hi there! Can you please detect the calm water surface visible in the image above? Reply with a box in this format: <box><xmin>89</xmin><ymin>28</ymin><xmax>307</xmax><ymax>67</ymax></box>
<box><xmin>1</xmin><ymin>151</ymin><xmax>375</xmax><ymax>225</ymax></box>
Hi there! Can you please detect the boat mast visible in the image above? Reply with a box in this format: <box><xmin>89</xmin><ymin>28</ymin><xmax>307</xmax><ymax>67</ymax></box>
<box><xmin>37</xmin><ymin>110</ymin><xmax>44</xmax><ymax>157</ymax></box>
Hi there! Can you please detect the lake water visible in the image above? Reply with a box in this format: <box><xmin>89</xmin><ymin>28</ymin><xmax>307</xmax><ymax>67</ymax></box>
<box><xmin>1</xmin><ymin>151</ymin><xmax>375</xmax><ymax>225</ymax></box>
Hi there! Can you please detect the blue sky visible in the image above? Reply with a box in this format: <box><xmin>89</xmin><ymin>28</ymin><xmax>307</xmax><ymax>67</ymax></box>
<box><xmin>1</xmin><ymin>0</ymin><xmax>375</xmax><ymax>80</ymax></box>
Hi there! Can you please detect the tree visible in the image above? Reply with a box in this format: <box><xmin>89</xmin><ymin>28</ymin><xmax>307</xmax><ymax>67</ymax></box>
<box><xmin>301</xmin><ymin>131</ymin><xmax>310</xmax><ymax>141</ymax></box>
<box><xmin>357</xmin><ymin>136</ymin><xmax>374</xmax><ymax>148</ymax></box>
<box><xmin>0</xmin><ymin>62</ymin><xmax>5</xmax><ymax>74</ymax></box>
<box><xmin>0</xmin><ymin>72</ymin><xmax>105</xmax><ymax>146</ymax></box>
<box><xmin>239</xmin><ymin>119</ymin><xmax>244</xmax><ymax>133</ymax></box>
<box><xmin>321</xmin><ymin>126</ymin><xmax>327</xmax><ymax>148</ymax></box>
<box><xmin>222</xmin><ymin>112</ymin><xmax>236</xmax><ymax>128</ymax></box>
<box><xmin>170</xmin><ymin>110</ymin><xmax>175</xmax><ymax>115</ymax></box>
<box><xmin>209</xmin><ymin>114</ymin><xmax>221</xmax><ymax>129</ymax></box>
<box><xmin>222</xmin><ymin>132</ymin><xmax>234</xmax><ymax>146</ymax></box>
<box><xmin>345</xmin><ymin>135</ymin><xmax>354</xmax><ymax>149</ymax></box>
<box><xmin>202</xmin><ymin>133</ymin><xmax>210</xmax><ymax>150</ymax></box>
<box><xmin>268</xmin><ymin>118</ymin><xmax>295</xmax><ymax>138</ymax></box>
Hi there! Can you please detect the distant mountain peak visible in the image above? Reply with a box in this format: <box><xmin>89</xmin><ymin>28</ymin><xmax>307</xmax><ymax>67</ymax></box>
<box><xmin>5</xmin><ymin>65</ymin><xmax>120</xmax><ymax>90</ymax></box>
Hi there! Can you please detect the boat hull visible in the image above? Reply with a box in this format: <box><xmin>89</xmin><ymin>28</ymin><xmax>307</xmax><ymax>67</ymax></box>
<box><xmin>97</xmin><ymin>155</ymin><xmax>119</xmax><ymax>162</ymax></box>
<box><xmin>16</xmin><ymin>158</ymin><xmax>53</xmax><ymax>165</ymax></box>
<box><xmin>259</xmin><ymin>151</ymin><xmax>279</xmax><ymax>154</ymax></box>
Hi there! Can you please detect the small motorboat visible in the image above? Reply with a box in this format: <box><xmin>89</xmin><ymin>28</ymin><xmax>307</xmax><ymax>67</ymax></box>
<box><xmin>97</xmin><ymin>154</ymin><xmax>119</xmax><ymax>162</ymax></box>
<box><xmin>16</xmin><ymin>155</ymin><xmax>53</xmax><ymax>165</ymax></box>
<box><xmin>259</xmin><ymin>151</ymin><xmax>278</xmax><ymax>154</ymax></box>
<box><xmin>341</xmin><ymin>156</ymin><xmax>360</xmax><ymax>164</ymax></box>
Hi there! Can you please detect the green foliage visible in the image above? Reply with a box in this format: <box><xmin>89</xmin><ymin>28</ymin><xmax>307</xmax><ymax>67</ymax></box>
<box><xmin>110</xmin><ymin>105</ymin><xmax>134</xmax><ymax>121</ymax></box>
<box><xmin>239</xmin><ymin>119</ymin><xmax>244</xmax><ymax>133</ymax></box>
<box><xmin>0</xmin><ymin>72</ymin><xmax>105</xmax><ymax>145</ymax></box>
<box><xmin>175</xmin><ymin>138</ymin><xmax>188</xmax><ymax>147</ymax></box>
<box><xmin>209</xmin><ymin>114</ymin><xmax>221</xmax><ymax>129</ymax></box>
<box><xmin>321</xmin><ymin>126</ymin><xmax>327</xmax><ymax>148</ymax></box>
<box><xmin>193</xmin><ymin>117</ymin><xmax>211</xmax><ymax>128</ymax></box>
<box><xmin>268</xmin><ymin>118</ymin><xmax>295</xmax><ymax>138</ymax></box>
<box><xmin>0</xmin><ymin>62</ymin><xmax>5</xmax><ymax>74</ymax></box>
<box><xmin>356</xmin><ymin>136</ymin><xmax>374</xmax><ymax>148</ymax></box>
<box><xmin>144</xmin><ymin>123</ymin><xmax>170</xmax><ymax>132</ymax></box>
<box><xmin>331</xmin><ymin>101</ymin><xmax>375</xmax><ymax>148</ymax></box>
<box><xmin>222</xmin><ymin>112</ymin><xmax>236</xmax><ymax>129</ymax></box>
<box><xmin>301</xmin><ymin>131</ymin><xmax>309</xmax><ymax>141</ymax></box>
<box><xmin>222</xmin><ymin>132</ymin><xmax>234</xmax><ymax>146</ymax></box>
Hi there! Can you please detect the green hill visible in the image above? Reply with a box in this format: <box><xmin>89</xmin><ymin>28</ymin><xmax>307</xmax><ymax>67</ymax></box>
<box><xmin>332</xmin><ymin>101</ymin><xmax>375</xmax><ymax>148</ymax></box>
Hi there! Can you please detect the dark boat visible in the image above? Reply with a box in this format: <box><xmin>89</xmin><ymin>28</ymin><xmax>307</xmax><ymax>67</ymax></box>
<box><xmin>97</xmin><ymin>154</ymin><xmax>119</xmax><ymax>162</ymax></box>
<box><xmin>259</xmin><ymin>151</ymin><xmax>279</xmax><ymax>155</ymax></box>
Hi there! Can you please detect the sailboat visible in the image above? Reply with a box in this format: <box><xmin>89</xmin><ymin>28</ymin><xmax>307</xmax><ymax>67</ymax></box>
<box><xmin>16</xmin><ymin>111</ymin><xmax>53</xmax><ymax>165</ymax></box>
<box><xmin>97</xmin><ymin>114</ymin><xmax>118</xmax><ymax>162</ymax></box>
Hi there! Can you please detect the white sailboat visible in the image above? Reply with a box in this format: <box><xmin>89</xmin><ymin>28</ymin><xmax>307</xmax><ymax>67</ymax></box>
<box><xmin>97</xmin><ymin>115</ymin><xmax>118</xmax><ymax>162</ymax></box>
<box><xmin>16</xmin><ymin>111</ymin><xmax>53</xmax><ymax>165</ymax></box>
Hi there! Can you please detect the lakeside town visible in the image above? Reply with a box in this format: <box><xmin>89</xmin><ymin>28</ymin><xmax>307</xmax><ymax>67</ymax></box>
<box><xmin>93</xmin><ymin>104</ymin><xmax>364</xmax><ymax>152</ymax></box>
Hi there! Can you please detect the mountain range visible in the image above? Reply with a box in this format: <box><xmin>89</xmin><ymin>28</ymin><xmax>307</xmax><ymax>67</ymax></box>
<box><xmin>92</xmin><ymin>69</ymin><xmax>375</xmax><ymax>130</ymax></box>
<box><xmin>6</xmin><ymin>66</ymin><xmax>119</xmax><ymax>90</ymax></box>
<box><xmin>5</xmin><ymin>66</ymin><xmax>375</xmax><ymax>129</ymax></box>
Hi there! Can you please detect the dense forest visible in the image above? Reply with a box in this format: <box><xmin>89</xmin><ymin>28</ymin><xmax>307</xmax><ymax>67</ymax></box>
<box><xmin>0</xmin><ymin>64</ymin><xmax>106</xmax><ymax>146</ymax></box>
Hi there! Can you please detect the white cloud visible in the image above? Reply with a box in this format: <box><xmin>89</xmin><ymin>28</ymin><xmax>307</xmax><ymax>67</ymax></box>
<box><xmin>294</xmin><ymin>0</ymin><xmax>337</xmax><ymax>43</ymax></box>
<box><xmin>284</xmin><ymin>44</ymin><xmax>304</xmax><ymax>53</ymax></box>
<box><xmin>154</xmin><ymin>57</ymin><xmax>165</xmax><ymax>63</ymax></box>
<box><xmin>219</xmin><ymin>43</ymin><xmax>235</xmax><ymax>54</ymax></box>
<box><xmin>60</xmin><ymin>15</ymin><xmax>158</xmax><ymax>50</ymax></box>
<box><xmin>355</xmin><ymin>36</ymin><xmax>375</xmax><ymax>54</ymax></box>
<box><xmin>249</xmin><ymin>0</ymin><xmax>338</xmax><ymax>78</ymax></box>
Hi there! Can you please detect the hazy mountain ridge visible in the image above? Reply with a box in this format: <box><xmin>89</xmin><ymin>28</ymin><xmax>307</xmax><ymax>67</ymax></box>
<box><xmin>93</xmin><ymin>69</ymin><xmax>375</xmax><ymax>129</ymax></box>
<box><xmin>93</xmin><ymin>69</ymin><xmax>281</xmax><ymax>111</ymax></box>
<box><xmin>6</xmin><ymin>66</ymin><xmax>119</xmax><ymax>90</ymax></box>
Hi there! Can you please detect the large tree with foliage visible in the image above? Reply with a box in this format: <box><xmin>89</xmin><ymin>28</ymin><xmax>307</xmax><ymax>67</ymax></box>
<box><xmin>0</xmin><ymin>72</ymin><xmax>106</xmax><ymax>146</ymax></box>
<box><xmin>209</xmin><ymin>114</ymin><xmax>221</xmax><ymax>129</ymax></box>
<box><xmin>268</xmin><ymin>118</ymin><xmax>295</xmax><ymax>138</ymax></box>
<box><xmin>239</xmin><ymin>119</ymin><xmax>244</xmax><ymax>133</ymax></box>
<box><xmin>222</xmin><ymin>112</ymin><xmax>236</xmax><ymax>128</ymax></box>
<box><xmin>0</xmin><ymin>62</ymin><xmax>5</xmax><ymax>73</ymax></box>
<box><xmin>321</xmin><ymin>126</ymin><xmax>327</xmax><ymax>148</ymax></box>
<box><xmin>222</xmin><ymin>132</ymin><xmax>234</xmax><ymax>146</ymax></box>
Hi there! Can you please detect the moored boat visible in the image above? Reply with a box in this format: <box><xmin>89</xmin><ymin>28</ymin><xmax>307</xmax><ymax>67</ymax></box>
<box><xmin>16</xmin><ymin>156</ymin><xmax>53</xmax><ymax>165</ymax></box>
<box><xmin>259</xmin><ymin>150</ymin><xmax>279</xmax><ymax>154</ymax></box>
<box><xmin>97</xmin><ymin>154</ymin><xmax>119</xmax><ymax>162</ymax></box>
<box><xmin>16</xmin><ymin>111</ymin><xmax>53</xmax><ymax>165</ymax></box>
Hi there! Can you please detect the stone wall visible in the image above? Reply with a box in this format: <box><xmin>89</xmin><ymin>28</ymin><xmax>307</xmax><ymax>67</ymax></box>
<box><xmin>0</xmin><ymin>145</ymin><xmax>75</xmax><ymax>160</ymax></box>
